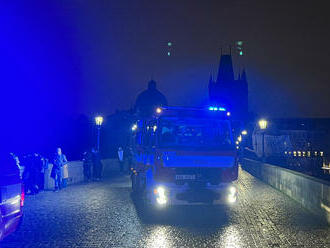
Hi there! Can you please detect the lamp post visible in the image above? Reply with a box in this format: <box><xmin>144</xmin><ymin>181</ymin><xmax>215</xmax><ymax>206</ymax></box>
<box><xmin>258</xmin><ymin>119</ymin><xmax>268</xmax><ymax>161</ymax></box>
<box><xmin>95</xmin><ymin>116</ymin><xmax>103</xmax><ymax>152</ymax></box>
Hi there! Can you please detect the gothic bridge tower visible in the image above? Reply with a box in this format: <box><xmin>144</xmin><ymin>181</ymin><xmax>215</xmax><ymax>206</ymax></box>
<box><xmin>208</xmin><ymin>54</ymin><xmax>248</xmax><ymax>121</ymax></box>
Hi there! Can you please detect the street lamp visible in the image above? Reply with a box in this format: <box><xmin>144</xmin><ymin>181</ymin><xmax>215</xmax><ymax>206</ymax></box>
<box><xmin>156</xmin><ymin>107</ymin><xmax>162</xmax><ymax>114</ymax></box>
<box><xmin>95</xmin><ymin>116</ymin><xmax>103</xmax><ymax>151</ymax></box>
<box><xmin>131</xmin><ymin>124</ymin><xmax>138</xmax><ymax>131</ymax></box>
<box><xmin>258</xmin><ymin>119</ymin><xmax>268</xmax><ymax>161</ymax></box>
<box><xmin>258</xmin><ymin>119</ymin><xmax>268</xmax><ymax>130</ymax></box>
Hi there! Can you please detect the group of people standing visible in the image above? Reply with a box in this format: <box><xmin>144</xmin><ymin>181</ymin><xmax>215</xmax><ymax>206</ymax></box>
<box><xmin>10</xmin><ymin>148</ymin><xmax>68</xmax><ymax>194</ymax></box>
<box><xmin>10</xmin><ymin>152</ymin><xmax>49</xmax><ymax>195</ymax></box>
<box><xmin>117</xmin><ymin>146</ymin><xmax>134</xmax><ymax>174</ymax></box>
<box><xmin>82</xmin><ymin>148</ymin><xmax>103</xmax><ymax>182</ymax></box>
<box><xmin>11</xmin><ymin>146</ymin><xmax>132</xmax><ymax>194</ymax></box>
<box><xmin>51</xmin><ymin>147</ymin><xmax>104</xmax><ymax>192</ymax></box>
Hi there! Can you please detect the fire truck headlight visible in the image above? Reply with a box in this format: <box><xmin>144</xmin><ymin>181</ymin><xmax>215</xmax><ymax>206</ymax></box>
<box><xmin>156</xmin><ymin>196</ymin><xmax>167</xmax><ymax>205</ymax></box>
<box><xmin>154</xmin><ymin>186</ymin><xmax>167</xmax><ymax>205</ymax></box>
<box><xmin>227</xmin><ymin>186</ymin><xmax>237</xmax><ymax>203</ymax></box>
<box><xmin>229</xmin><ymin>186</ymin><xmax>236</xmax><ymax>195</ymax></box>
<box><xmin>227</xmin><ymin>194</ymin><xmax>237</xmax><ymax>203</ymax></box>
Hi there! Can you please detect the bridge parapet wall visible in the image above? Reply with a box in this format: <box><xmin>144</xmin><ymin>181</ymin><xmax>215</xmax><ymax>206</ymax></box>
<box><xmin>44</xmin><ymin>161</ymin><xmax>84</xmax><ymax>190</ymax></box>
<box><xmin>44</xmin><ymin>159</ymin><xmax>118</xmax><ymax>190</ymax></box>
<box><xmin>242</xmin><ymin>158</ymin><xmax>330</xmax><ymax>225</ymax></box>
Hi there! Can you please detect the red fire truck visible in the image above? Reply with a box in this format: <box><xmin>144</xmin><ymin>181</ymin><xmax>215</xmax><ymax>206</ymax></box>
<box><xmin>130</xmin><ymin>106</ymin><xmax>238</xmax><ymax>207</ymax></box>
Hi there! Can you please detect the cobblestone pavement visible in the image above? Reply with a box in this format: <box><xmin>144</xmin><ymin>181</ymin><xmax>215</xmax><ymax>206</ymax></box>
<box><xmin>1</xmin><ymin>167</ymin><xmax>329</xmax><ymax>248</ymax></box>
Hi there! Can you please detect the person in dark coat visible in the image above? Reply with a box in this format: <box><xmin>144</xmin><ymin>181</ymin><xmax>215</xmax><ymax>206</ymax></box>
<box><xmin>33</xmin><ymin>153</ymin><xmax>44</xmax><ymax>192</ymax></box>
<box><xmin>51</xmin><ymin>148</ymin><xmax>67</xmax><ymax>192</ymax></box>
<box><xmin>82</xmin><ymin>150</ymin><xmax>93</xmax><ymax>181</ymax></box>
<box><xmin>92</xmin><ymin>148</ymin><xmax>103</xmax><ymax>181</ymax></box>
<box><xmin>22</xmin><ymin>154</ymin><xmax>39</xmax><ymax>195</ymax></box>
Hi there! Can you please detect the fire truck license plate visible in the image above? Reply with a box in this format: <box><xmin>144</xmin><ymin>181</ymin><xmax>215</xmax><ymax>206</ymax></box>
<box><xmin>176</xmin><ymin>175</ymin><xmax>196</xmax><ymax>180</ymax></box>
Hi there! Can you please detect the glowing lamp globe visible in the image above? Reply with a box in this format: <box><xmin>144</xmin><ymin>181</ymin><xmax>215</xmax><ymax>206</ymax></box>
<box><xmin>156</xmin><ymin>107</ymin><xmax>162</xmax><ymax>114</ymax></box>
<box><xmin>258</xmin><ymin>119</ymin><xmax>268</xmax><ymax>130</ymax></box>
<box><xmin>95</xmin><ymin>116</ymin><xmax>103</xmax><ymax>126</ymax></box>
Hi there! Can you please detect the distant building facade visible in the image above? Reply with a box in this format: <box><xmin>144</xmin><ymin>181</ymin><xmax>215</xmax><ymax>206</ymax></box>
<box><xmin>208</xmin><ymin>54</ymin><xmax>248</xmax><ymax>120</ymax></box>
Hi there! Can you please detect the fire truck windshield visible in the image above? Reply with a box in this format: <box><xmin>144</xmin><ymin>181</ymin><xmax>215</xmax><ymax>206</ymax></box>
<box><xmin>158</xmin><ymin>117</ymin><xmax>233</xmax><ymax>149</ymax></box>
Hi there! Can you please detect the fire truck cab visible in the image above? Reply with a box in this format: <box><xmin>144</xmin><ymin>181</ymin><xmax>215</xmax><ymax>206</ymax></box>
<box><xmin>131</xmin><ymin>106</ymin><xmax>238</xmax><ymax>207</ymax></box>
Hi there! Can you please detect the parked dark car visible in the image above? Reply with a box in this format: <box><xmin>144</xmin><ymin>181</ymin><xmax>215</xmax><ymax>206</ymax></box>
<box><xmin>0</xmin><ymin>154</ymin><xmax>24</xmax><ymax>241</ymax></box>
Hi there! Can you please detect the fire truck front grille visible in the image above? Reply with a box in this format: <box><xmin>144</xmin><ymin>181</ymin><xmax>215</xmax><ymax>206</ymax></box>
<box><xmin>176</xmin><ymin>189</ymin><xmax>220</xmax><ymax>203</ymax></box>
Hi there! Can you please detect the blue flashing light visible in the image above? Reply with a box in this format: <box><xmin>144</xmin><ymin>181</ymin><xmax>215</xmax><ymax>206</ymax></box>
<box><xmin>208</xmin><ymin>106</ymin><xmax>227</xmax><ymax>112</ymax></box>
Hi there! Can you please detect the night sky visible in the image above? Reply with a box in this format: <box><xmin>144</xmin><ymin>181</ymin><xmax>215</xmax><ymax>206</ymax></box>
<box><xmin>1</xmin><ymin>0</ymin><xmax>330</xmax><ymax>123</ymax></box>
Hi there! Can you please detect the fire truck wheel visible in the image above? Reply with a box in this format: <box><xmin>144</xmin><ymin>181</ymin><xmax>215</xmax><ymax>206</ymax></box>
<box><xmin>131</xmin><ymin>174</ymin><xmax>137</xmax><ymax>192</ymax></box>
<box><xmin>141</xmin><ymin>192</ymin><xmax>150</xmax><ymax>209</ymax></box>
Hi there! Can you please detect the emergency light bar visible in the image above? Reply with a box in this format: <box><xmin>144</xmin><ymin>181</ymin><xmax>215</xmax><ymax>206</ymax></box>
<box><xmin>154</xmin><ymin>106</ymin><xmax>231</xmax><ymax>118</ymax></box>
<box><xmin>208</xmin><ymin>106</ymin><xmax>226</xmax><ymax>111</ymax></box>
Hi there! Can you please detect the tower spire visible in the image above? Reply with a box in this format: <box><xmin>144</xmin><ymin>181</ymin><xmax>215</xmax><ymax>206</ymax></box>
<box><xmin>217</xmin><ymin>54</ymin><xmax>234</xmax><ymax>82</ymax></box>
<box><xmin>241</xmin><ymin>68</ymin><xmax>247</xmax><ymax>81</ymax></box>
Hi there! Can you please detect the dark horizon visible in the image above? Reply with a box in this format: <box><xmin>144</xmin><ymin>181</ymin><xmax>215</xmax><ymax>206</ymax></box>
<box><xmin>2</xmin><ymin>1</ymin><xmax>330</xmax><ymax>118</ymax></box>
<box><xmin>1</xmin><ymin>1</ymin><xmax>330</xmax><ymax>154</ymax></box>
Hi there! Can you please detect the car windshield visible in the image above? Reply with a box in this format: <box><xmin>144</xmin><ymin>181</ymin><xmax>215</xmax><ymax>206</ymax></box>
<box><xmin>158</xmin><ymin>117</ymin><xmax>233</xmax><ymax>148</ymax></box>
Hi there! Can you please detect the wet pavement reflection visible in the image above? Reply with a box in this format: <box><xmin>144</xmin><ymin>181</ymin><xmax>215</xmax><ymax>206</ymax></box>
<box><xmin>2</xmin><ymin>167</ymin><xmax>329</xmax><ymax>248</ymax></box>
